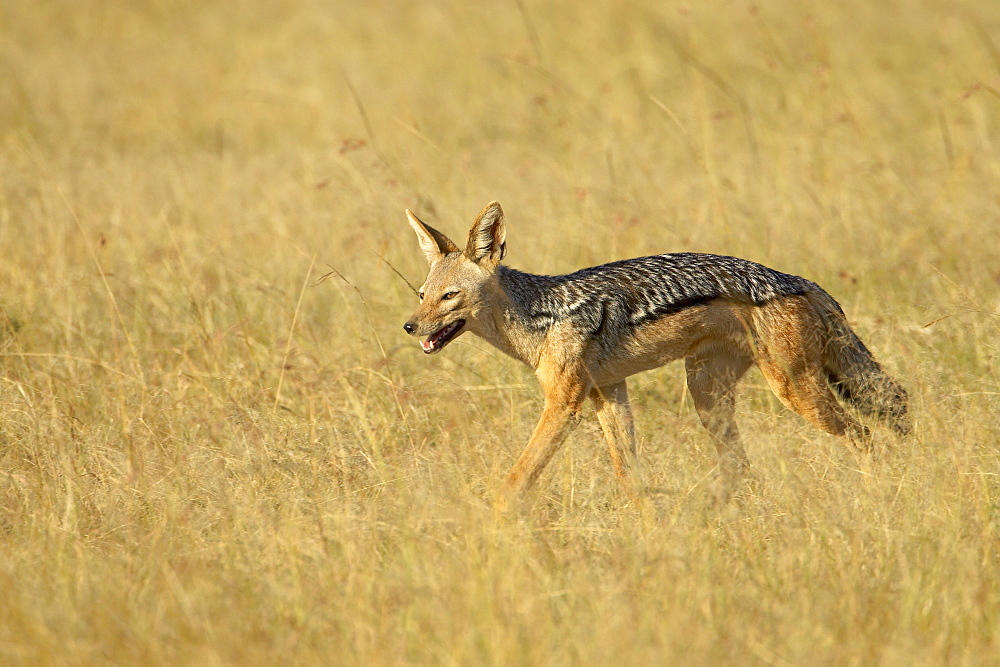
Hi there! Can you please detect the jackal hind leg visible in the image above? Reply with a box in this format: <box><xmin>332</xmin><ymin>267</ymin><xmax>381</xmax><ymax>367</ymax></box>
<box><xmin>758</xmin><ymin>359</ymin><xmax>871</xmax><ymax>448</ymax></box>
<box><xmin>685</xmin><ymin>346</ymin><xmax>753</xmax><ymax>504</ymax></box>
<box><xmin>590</xmin><ymin>381</ymin><xmax>645</xmax><ymax>501</ymax></box>
<box><xmin>755</xmin><ymin>316</ymin><xmax>871</xmax><ymax>448</ymax></box>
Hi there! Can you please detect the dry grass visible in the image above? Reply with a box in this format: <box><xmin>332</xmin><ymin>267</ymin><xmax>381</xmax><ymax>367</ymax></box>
<box><xmin>1</xmin><ymin>0</ymin><xmax>998</xmax><ymax>663</ymax></box>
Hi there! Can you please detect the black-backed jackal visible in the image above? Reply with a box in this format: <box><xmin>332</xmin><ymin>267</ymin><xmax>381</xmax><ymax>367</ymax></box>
<box><xmin>403</xmin><ymin>202</ymin><xmax>909</xmax><ymax>511</ymax></box>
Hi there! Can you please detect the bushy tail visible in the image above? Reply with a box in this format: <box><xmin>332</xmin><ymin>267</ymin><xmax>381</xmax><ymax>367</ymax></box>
<box><xmin>806</xmin><ymin>290</ymin><xmax>910</xmax><ymax>436</ymax></box>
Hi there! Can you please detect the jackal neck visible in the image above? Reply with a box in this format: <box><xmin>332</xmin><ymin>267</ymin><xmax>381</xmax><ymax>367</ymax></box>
<box><xmin>468</xmin><ymin>266</ymin><xmax>556</xmax><ymax>368</ymax></box>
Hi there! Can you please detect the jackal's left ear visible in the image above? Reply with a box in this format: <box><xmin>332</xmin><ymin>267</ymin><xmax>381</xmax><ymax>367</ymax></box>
<box><xmin>407</xmin><ymin>209</ymin><xmax>460</xmax><ymax>266</ymax></box>
<box><xmin>465</xmin><ymin>201</ymin><xmax>506</xmax><ymax>267</ymax></box>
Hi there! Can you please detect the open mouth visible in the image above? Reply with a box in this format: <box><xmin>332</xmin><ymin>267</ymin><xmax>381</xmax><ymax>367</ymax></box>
<box><xmin>421</xmin><ymin>319</ymin><xmax>465</xmax><ymax>354</ymax></box>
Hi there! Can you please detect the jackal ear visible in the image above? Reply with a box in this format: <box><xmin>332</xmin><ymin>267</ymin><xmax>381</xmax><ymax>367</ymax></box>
<box><xmin>406</xmin><ymin>209</ymin><xmax>460</xmax><ymax>266</ymax></box>
<box><xmin>465</xmin><ymin>201</ymin><xmax>506</xmax><ymax>267</ymax></box>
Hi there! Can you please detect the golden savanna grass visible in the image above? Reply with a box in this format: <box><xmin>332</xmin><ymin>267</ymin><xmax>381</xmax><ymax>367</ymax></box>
<box><xmin>1</xmin><ymin>0</ymin><xmax>998</xmax><ymax>663</ymax></box>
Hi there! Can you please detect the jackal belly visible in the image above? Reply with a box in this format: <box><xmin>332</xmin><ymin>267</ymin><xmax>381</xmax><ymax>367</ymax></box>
<box><xmin>585</xmin><ymin>299</ymin><xmax>751</xmax><ymax>385</ymax></box>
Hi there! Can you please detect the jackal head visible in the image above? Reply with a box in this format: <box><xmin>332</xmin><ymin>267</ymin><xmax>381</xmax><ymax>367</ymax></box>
<box><xmin>403</xmin><ymin>201</ymin><xmax>506</xmax><ymax>354</ymax></box>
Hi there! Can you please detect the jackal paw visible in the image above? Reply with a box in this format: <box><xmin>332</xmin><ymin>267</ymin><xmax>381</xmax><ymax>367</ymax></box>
<box><xmin>709</xmin><ymin>465</ymin><xmax>750</xmax><ymax>507</ymax></box>
<box><xmin>709</xmin><ymin>477</ymin><xmax>736</xmax><ymax>507</ymax></box>
<box><xmin>492</xmin><ymin>488</ymin><xmax>522</xmax><ymax>518</ymax></box>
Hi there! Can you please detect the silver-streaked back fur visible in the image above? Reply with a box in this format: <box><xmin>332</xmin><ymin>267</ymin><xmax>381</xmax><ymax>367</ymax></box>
<box><xmin>499</xmin><ymin>252</ymin><xmax>820</xmax><ymax>340</ymax></box>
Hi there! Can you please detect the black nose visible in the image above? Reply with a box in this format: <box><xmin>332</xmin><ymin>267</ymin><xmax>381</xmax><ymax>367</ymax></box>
<box><xmin>403</xmin><ymin>322</ymin><xmax>416</xmax><ymax>334</ymax></box>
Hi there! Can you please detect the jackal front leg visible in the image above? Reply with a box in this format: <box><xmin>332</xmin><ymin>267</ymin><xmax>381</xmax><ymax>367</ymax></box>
<box><xmin>496</xmin><ymin>365</ymin><xmax>588</xmax><ymax>513</ymax></box>
<box><xmin>591</xmin><ymin>381</ymin><xmax>645</xmax><ymax>500</ymax></box>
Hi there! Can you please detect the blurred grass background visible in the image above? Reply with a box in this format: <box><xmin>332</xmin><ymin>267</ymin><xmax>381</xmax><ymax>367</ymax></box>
<box><xmin>1</xmin><ymin>0</ymin><xmax>998</xmax><ymax>663</ymax></box>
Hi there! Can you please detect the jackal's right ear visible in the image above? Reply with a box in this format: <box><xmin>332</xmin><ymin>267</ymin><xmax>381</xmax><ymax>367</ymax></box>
<box><xmin>407</xmin><ymin>209</ymin><xmax>460</xmax><ymax>266</ymax></box>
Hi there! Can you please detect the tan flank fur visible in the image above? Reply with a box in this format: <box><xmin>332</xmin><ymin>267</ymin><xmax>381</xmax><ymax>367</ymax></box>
<box><xmin>403</xmin><ymin>202</ymin><xmax>909</xmax><ymax>511</ymax></box>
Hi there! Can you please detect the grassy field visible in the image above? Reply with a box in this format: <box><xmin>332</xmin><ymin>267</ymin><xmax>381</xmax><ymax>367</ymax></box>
<box><xmin>1</xmin><ymin>0</ymin><xmax>998</xmax><ymax>663</ymax></box>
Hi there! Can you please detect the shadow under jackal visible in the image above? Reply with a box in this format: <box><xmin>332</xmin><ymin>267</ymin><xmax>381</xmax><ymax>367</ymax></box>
<box><xmin>403</xmin><ymin>202</ymin><xmax>909</xmax><ymax>511</ymax></box>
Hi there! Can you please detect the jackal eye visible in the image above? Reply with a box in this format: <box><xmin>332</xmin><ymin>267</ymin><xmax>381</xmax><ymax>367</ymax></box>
<box><xmin>441</xmin><ymin>291</ymin><xmax>459</xmax><ymax>300</ymax></box>
<box><xmin>418</xmin><ymin>291</ymin><xmax>425</xmax><ymax>301</ymax></box>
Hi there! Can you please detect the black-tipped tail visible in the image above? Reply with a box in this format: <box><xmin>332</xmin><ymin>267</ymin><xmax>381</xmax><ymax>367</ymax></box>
<box><xmin>807</xmin><ymin>291</ymin><xmax>910</xmax><ymax>436</ymax></box>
